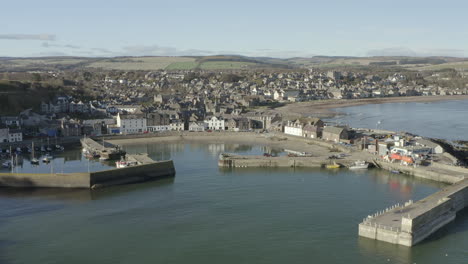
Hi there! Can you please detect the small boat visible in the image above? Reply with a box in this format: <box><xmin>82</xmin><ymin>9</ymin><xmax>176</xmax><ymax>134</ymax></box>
<box><xmin>390</xmin><ymin>170</ymin><xmax>400</xmax><ymax>174</ymax></box>
<box><xmin>55</xmin><ymin>145</ymin><xmax>64</xmax><ymax>151</ymax></box>
<box><xmin>326</xmin><ymin>162</ymin><xmax>340</xmax><ymax>169</ymax></box>
<box><xmin>31</xmin><ymin>142</ymin><xmax>40</xmax><ymax>165</ymax></box>
<box><xmin>42</xmin><ymin>154</ymin><xmax>52</xmax><ymax>163</ymax></box>
<box><xmin>349</xmin><ymin>160</ymin><xmax>369</xmax><ymax>170</ymax></box>
<box><xmin>2</xmin><ymin>161</ymin><xmax>11</xmax><ymax>168</ymax></box>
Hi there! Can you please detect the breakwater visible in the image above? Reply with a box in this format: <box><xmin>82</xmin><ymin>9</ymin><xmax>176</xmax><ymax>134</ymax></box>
<box><xmin>0</xmin><ymin>160</ymin><xmax>175</xmax><ymax>189</ymax></box>
<box><xmin>359</xmin><ymin>178</ymin><xmax>468</xmax><ymax>246</ymax></box>
<box><xmin>218</xmin><ymin>153</ymin><xmax>354</xmax><ymax>168</ymax></box>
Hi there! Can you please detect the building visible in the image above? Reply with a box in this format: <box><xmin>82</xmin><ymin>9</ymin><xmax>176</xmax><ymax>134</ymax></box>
<box><xmin>147</xmin><ymin>125</ymin><xmax>170</xmax><ymax>132</ymax></box>
<box><xmin>189</xmin><ymin>122</ymin><xmax>206</xmax><ymax>132</ymax></box>
<box><xmin>170</xmin><ymin>121</ymin><xmax>184</xmax><ymax>131</ymax></box>
<box><xmin>284</xmin><ymin>120</ymin><xmax>303</xmax><ymax>137</ymax></box>
<box><xmin>116</xmin><ymin>113</ymin><xmax>147</xmax><ymax>134</ymax></box>
<box><xmin>302</xmin><ymin>118</ymin><xmax>324</xmax><ymax>138</ymax></box>
<box><xmin>322</xmin><ymin>126</ymin><xmax>348</xmax><ymax>142</ymax></box>
<box><xmin>1</xmin><ymin>116</ymin><xmax>21</xmax><ymax>128</ymax></box>
<box><xmin>415</xmin><ymin>139</ymin><xmax>444</xmax><ymax>154</ymax></box>
<box><xmin>8</xmin><ymin>129</ymin><xmax>23</xmax><ymax>142</ymax></box>
<box><xmin>205</xmin><ymin>116</ymin><xmax>225</xmax><ymax>131</ymax></box>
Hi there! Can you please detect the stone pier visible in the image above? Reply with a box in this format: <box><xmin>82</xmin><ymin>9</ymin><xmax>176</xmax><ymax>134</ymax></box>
<box><xmin>359</xmin><ymin>178</ymin><xmax>468</xmax><ymax>246</ymax></box>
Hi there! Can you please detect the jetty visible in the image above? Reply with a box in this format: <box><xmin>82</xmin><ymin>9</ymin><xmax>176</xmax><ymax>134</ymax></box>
<box><xmin>80</xmin><ymin>137</ymin><xmax>126</xmax><ymax>160</ymax></box>
<box><xmin>0</xmin><ymin>155</ymin><xmax>176</xmax><ymax>189</ymax></box>
<box><xmin>218</xmin><ymin>153</ymin><xmax>357</xmax><ymax>168</ymax></box>
<box><xmin>359</xmin><ymin>178</ymin><xmax>468</xmax><ymax>247</ymax></box>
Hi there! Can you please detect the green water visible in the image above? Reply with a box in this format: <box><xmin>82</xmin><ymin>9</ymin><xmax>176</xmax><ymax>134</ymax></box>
<box><xmin>0</xmin><ymin>142</ymin><xmax>467</xmax><ymax>264</ymax></box>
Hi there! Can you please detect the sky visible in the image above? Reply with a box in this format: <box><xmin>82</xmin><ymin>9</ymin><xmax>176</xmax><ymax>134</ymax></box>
<box><xmin>1</xmin><ymin>0</ymin><xmax>467</xmax><ymax>58</ymax></box>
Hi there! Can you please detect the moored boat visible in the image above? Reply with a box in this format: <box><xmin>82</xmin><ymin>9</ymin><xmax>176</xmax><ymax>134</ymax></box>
<box><xmin>326</xmin><ymin>162</ymin><xmax>340</xmax><ymax>169</ymax></box>
<box><xmin>349</xmin><ymin>160</ymin><xmax>369</xmax><ymax>170</ymax></box>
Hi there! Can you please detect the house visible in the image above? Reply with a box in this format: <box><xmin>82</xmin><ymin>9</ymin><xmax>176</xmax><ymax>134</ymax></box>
<box><xmin>146</xmin><ymin>112</ymin><xmax>170</xmax><ymax>126</ymax></box>
<box><xmin>415</xmin><ymin>139</ymin><xmax>444</xmax><ymax>154</ymax></box>
<box><xmin>170</xmin><ymin>120</ymin><xmax>184</xmax><ymax>131</ymax></box>
<box><xmin>189</xmin><ymin>121</ymin><xmax>206</xmax><ymax>132</ymax></box>
<box><xmin>1</xmin><ymin>116</ymin><xmax>21</xmax><ymax>128</ymax></box>
<box><xmin>322</xmin><ymin>126</ymin><xmax>348</xmax><ymax>142</ymax></box>
<box><xmin>8</xmin><ymin>129</ymin><xmax>23</xmax><ymax>142</ymax></box>
<box><xmin>59</xmin><ymin>120</ymin><xmax>82</xmax><ymax>137</ymax></box>
<box><xmin>116</xmin><ymin>113</ymin><xmax>147</xmax><ymax>134</ymax></box>
<box><xmin>302</xmin><ymin>118</ymin><xmax>324</xmax><ymax>138</ymax></box>
<box><xmin>147</xmin><ymin>125</ymin><xmax>170</xmax><ymax>132</ymax></box>
<box><xmin>284</xmin><ymin>120</ymin><xmax>303</xmax><ymax>137</ymax></box>
<box><xmin>205</xmin><ymin>116</ymin><xmax>225</xmax><ymax>131</ymax></box>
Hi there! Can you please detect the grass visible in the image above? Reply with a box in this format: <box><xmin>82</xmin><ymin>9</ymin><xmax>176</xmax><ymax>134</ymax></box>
<box><xmin>165</xmin><ymin>61</ymin><xmax>199</xmax><ymax>70</ymax></box>
<box><xmin>198</xmin><ymin>61</ymin><xmax>258</xmax><ymax>69</ymax></box>
<box><xmin>86</xmin><ymin>57</ymin><xmax>196</xmax><ymax>70</ymax></box>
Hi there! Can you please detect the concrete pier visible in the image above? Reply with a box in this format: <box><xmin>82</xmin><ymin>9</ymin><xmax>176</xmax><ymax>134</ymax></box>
<box><xmin>359</xmin><ymin>178</ymin><xmax>468</xmax><ymax>246</ymax></box>
<box><xmin>0</xmin><ymin>160</ymin><xmax>175</xmax><ymax>189</ymax></box>
<box><xmin>218</xmin><ymin>153</ymin><xmax>355</xmax><ymax>168</ymax></box>
<box><xmin>80</xmin><ymin>137</ymin><xmax>125</xmax><ymax>160</ymax></box>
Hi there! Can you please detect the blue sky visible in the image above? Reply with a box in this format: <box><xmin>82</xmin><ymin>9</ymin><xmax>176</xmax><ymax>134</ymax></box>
<box><xmin>1</xmin><ymin>0</ymin><xmax>467</xmax><ymax>58</ymax></box>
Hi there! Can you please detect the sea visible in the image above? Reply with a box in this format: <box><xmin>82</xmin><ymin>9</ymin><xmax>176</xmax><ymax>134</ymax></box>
<box><xmin>0</xmin><ymin>100</ymin><xmax>468</xmax><ymax>264</ymax></box>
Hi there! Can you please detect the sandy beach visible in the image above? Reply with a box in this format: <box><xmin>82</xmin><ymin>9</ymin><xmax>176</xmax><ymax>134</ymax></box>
<box><xmin>275</xmin><ymin>95</ymin><xmax>468</xmax><ymax>118</ymax></box>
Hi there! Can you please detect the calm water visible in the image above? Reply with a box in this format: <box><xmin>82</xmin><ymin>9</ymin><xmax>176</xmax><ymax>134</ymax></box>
<box><xmin>329</xmin><ymin>99</ymin><xmax>468</xmax><ymax>141</ymax></box>
<box><xmin>1</xmin><ymin>142</ymin><xmax>467</xmax><ymax>264</ymax></box>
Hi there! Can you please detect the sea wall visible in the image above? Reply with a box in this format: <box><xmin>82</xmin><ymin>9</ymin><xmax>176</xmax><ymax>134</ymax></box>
<box><xmin>359</xmin><ymin>179</ymin><xmax>468</xmax><ymax>246</ymax></box>
<box><xmin>90</xmin><ymin>160</ymin><xmax>176</xmax><ymax>188</ymax></box>
<box><xmin>0</xmin><ymin>172</ymin><xmax>90</xmax><ymax>188</ymax></box>
<box><xmin>0</xmin><ymin>161</ymin><xmax>175</xmax><ymax>189</ymax></box>
<box><xmin>373</xmin><ymin>160</ymin><xmax>463</xmax><ymax>184</ymax></box>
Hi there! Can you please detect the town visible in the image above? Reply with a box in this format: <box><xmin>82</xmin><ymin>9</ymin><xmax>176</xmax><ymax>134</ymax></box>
<box><xmin>1</xmin><ymin>66</ymin><xmax>468</xmax><ymax>144</ymax></box>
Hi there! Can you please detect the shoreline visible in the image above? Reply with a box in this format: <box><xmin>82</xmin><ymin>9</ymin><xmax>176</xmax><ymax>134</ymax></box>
<box><xmin>274</xmin><ymin>95</ymin><xmax>468</xmax><ymax>118</ymax></box>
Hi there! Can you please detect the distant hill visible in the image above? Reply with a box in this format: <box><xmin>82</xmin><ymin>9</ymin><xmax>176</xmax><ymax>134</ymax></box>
<box><xmin>1</xmin><ymin>55</ymin><xmax>467</xmax><ymax>72</ymax></box>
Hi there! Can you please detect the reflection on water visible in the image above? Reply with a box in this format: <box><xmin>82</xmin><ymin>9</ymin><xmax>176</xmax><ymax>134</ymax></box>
<box><xmin>0</xmin><ymin>178</ymin><xmax>175</xmax><ymax>202</ymax></box>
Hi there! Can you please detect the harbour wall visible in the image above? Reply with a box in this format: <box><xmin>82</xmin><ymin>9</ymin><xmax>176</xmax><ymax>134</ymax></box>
<box><xmin>373</xmin><ymin>160</ymin><xmax>464</xmax><ymax>184</ymax></box>
<box><xmin>0</xmin><ymin>160</ymin><xmax>175</xmax><ymax>189</ymax></box>
<box><xmin>359</xmin><ymin>178</ymin><xmax>468</xmax><ymax>246</ymax></box>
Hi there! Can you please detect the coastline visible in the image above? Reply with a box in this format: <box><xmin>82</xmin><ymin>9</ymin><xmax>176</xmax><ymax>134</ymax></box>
<box><xmin>274</xmin><ymin>95</ymin><xmax>468</xmax><ymax>118</ymax></box>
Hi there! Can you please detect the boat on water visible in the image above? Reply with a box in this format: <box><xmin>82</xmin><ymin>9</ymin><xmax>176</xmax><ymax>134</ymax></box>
<box><xmin>1</xmin><ymin>161</ymin><xmax>11</xmax><ymax>168</ymax></box>
<box><xmin>349</xmin><ymin>160</ymin><xmax>369</xmax><ymax>170</ymax></box>
<box><xmin>326</xmin><ymin>161</ymin><xmax>340</xmax><ymax>169</ymax></box>
<box><xmin>42</xmin><ymin>154</ymin><xmax>52</xmax><ymax>163</ymax></box>
<box><xmin>31</xmin><ymin>142</ymin><xmax>39</xmax><ymax>165</ymax></box>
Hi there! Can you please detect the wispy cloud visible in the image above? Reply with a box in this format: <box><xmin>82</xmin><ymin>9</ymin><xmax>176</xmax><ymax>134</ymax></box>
<box><xmin>42</xmin><ymin>42</ymin><xmax>81</xmax><ymax>49</ymax></box>
<box><xmin>0</xmin><ymin>34</ymin><xmax>56</xmax><ymax>41</ymax></box>
<box><xmin>367</xmin><ymin>47</ymin><xmax>465</xmax><ymax>57</ymax></box>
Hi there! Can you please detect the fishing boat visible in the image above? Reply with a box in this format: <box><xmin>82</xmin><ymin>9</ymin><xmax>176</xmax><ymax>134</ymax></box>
<box><xmin>31</xmin><ymin>142</ymin><xmax>40</xmax><ymax>165</ymax></box>
<box><xmin>326</xmin><ymin>161</ymin><xmax>340</xmax><ymax>169</ymax></box>
<box><xmin>349</xmin><ymin>160</ymin><xmax>369</xmax><ymax>170</ymax></box>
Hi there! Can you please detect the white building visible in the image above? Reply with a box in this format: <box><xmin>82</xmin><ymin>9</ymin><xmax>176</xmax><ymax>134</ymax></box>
<box><xmin>189</xmin><ymin>122</ymin><xmax>206</xmax><ymax>132</ymax></box>
<box><xmin>147</xmin><ymin>125</ymin><xmax>170</xmax><ymax>132</ymax></box>
<box><xmin>8</xmin><ymin>129</ymin><xmax>23</xmax><ymax>142</ymax></box>
<box><xmin>170</xmin><ymin>121</ymin><xmax>184</xmax><ymax>131</ymax></box>
<box><xmin>284</xmin><ymin>120</ymin><xmax>303</xmax><ymax>137</ymax></box>
<box><xmin>116</xmin><ymin>113</ymin><xmax>147</xmax><ymax>134</ymax></box>
<box><xmin>205</xmin><ymin>116</ymin><xmax>225</xmax><ymax>131</ymax></box>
